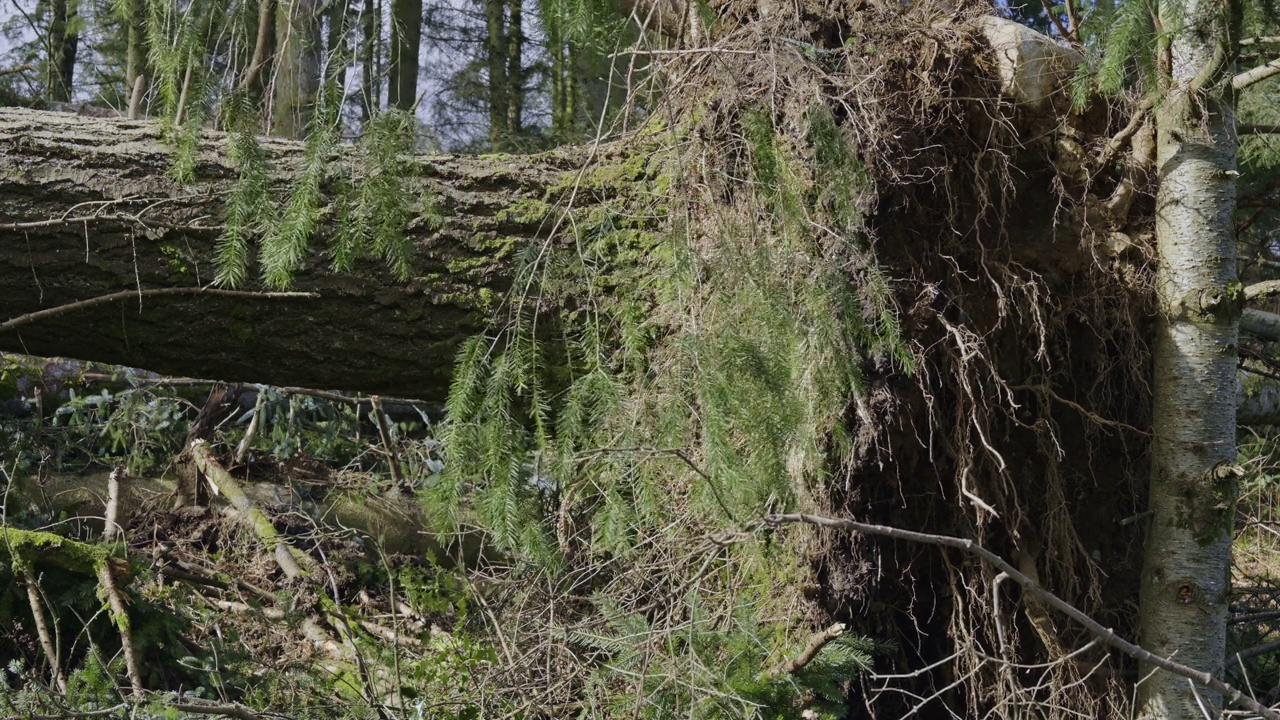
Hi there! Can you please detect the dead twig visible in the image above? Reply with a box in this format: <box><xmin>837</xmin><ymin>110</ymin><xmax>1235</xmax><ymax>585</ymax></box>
<box><xmin>2</xmin><ymin>287</ymin><xmax>318</xmax><ymax>333</ymax></box>
<box><xmin>21</xmin><ymin>571</ymin><xmax>68</xmax><ymax>694</ymax></box>
<box><xmin>370</xmin><ymin>396</ymin><xmax>406</xmax><ymax>491</ymax></box>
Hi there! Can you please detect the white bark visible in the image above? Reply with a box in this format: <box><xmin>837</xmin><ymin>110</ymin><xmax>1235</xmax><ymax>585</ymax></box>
<box><xmin>1138</xmin><ymin>0</ymin><xmax>1239</xmax><ymax>716</ymax></box>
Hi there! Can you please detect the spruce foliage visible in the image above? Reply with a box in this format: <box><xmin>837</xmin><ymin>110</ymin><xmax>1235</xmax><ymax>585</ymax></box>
<box><xmin>431</xmin><ymin>102</ymin><xmax>912</xmax><ymax>714</ymax></box>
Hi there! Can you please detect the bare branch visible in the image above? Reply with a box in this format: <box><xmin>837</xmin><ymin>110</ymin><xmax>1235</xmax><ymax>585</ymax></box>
<box><xmin>189</xmin><ymin>439</ymin><xmax>313</xmax><ymax>579</ymax></box>
<box><xmin>763</xmin><ymin>512</ymin><xmax>1280</xmax><ymax>720</ymax></box>
<box><xmin>21</xmin><ymin>572</ymin><xmax>67</xmax><ymax>694</ymax></box>
<box><xmin>761</xmin><ymin>622</ymin><xmax>847</xmax><ymax>679</ymax></box>
<box><xmin>1246</xmin><ymin>280</ymin><xmax>1280</xmax><ymax>302</ymax></box>
<box><xmin>1233</xmin><ymin>57</ymin><xmax>1280</xmax><ymax>91</ymax></box>
<box><xmin>1</xmin><ymin>287</ymin><xmax>318</xmax><ymax>333</ymax></box>
<box><xmin>1242</xmin><ymin>308</ymin><xmax>1280</xmax><ymax>342</ymax></box>
<box><xmin>96</xmin><ymin>561</ymin><xmax>144</xmax><ymax>699</ymax></box>
<box><xmin>1095</xmin><ymin>96</ymin><xmax>1155</xmax><ymax>170</ymax></box>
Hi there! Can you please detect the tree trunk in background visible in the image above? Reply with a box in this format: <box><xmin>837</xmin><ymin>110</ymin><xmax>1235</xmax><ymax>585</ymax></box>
<box><xmin>486</xmin><ymin>0</ymin><xmax>508</xmax><ymax>149</ymax></box>
<box><xmin>1138</xmin><ymin>0</ymin><xmax>1241</xmax><ymax>717</ymax></box>
<box><xmin>47</xmin><ymin>0</ymin><xmax>78</xmax><ymax>102</ymax></box>
<box><xmin>506</xmin><ymin>0</ymin><xmax>523</xmax><ymax>140</ymax></box>
<box><xmin>326</xmin><ymin>0</ymin><xmax>353</xmax><ymax>93</ymax></box>
<box><xmin>388</xmin><ymin>0</ymin><xmax>421</xmax><ymax>111</ymax></box>
<box><xmin>0</xmin><ymin>108</ymin><xmax>637</xmax><ymax>400</ymax></box>
<box><xmin>272</xmin><ymin>0</ymin><xmax>322</xmax><ymax>138</ymax></box>
<box><xmin>124</xmin><ymin>0</ymin><xmax>147</xmax><ymax>104</ymax></box>
<box><xmin>545</xmin><ymin>6</ymin><xmax>568</xmax><ymax>137</ymax></box>
<box><xmin>360</xmin><ymin>0</ymin><xmax>378</xmax><ymax>121</ymax></box>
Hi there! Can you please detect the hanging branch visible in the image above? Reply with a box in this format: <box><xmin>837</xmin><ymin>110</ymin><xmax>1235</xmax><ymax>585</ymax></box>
<box><xmin>763</xmin><ymin>512</ymin><xmax>1280</xmax><ymax>720</ymax></box>
<box><xmin>2</xmin><ymin>287</ymin><xmax>318</xmax><ymax>333</ymax></box>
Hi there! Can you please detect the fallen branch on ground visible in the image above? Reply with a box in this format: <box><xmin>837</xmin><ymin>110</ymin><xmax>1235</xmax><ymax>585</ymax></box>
<box><xmin>189</xmin><ymin>439</ymin><xmax>314</xmax><ymax>580</ymax></box>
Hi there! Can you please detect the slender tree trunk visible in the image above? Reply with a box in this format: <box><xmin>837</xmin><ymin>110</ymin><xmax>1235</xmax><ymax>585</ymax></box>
<box><xmin>545</xmin><ymin>7</ymin><xmax>568</xmax><ymax>137</ymax></box>
<box><xmin>1138</xmin><ymin>0</ymin><xmax>1241</xmax><ymax>717</ymax></box>
<box><xmin>360</xmin><ymin>0</ymin><xmax>378</xmax><ymax>121</ymax></box>
<box><xmin>124</xmin><ymin>0</ymin><xmax>147</xmax><ymax>106</ymax></box>
<box><xmin>387</xmin><ymin>0</ymin><xmax>421</xmax><ymax>111</ymax></box>
<box><xmin>240</xmin><ymin>0</ymin><xmax>275</xmax><ymax>98</ymax></box>
<box><xmin>47</xmin><ymin>0</ymin><xmax>79</xmax><ymax>102</ymax></box>
<box><xmin>506</xmin><ymin>0</ymin><xmax>523</xmax><ymax>140</ymax></box>
<box><xmin>326</xmin><ymin>0</ymin><xmax>352</xmax><ymax>95</ymax></box>
<box><xmin>271</xmin><ymin>0</ymin><xmax>322</xmax><ymax>138</ymax></box>
<box><xmin>486</xmin><ymin>0</ymin><xmax>509</xmax><ymax>149</ymax></box>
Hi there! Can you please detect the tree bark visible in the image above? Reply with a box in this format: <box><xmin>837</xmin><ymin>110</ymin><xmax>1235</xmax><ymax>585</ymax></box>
<box><xmin>0</xmin><ymin>108</ymin><xmax>623</xmax><ymax>400</ymax></box>
<box><xmin>1138</xmin><ymin>0</ymin><xmax>1241</xmax><ymax>716</ymax></box>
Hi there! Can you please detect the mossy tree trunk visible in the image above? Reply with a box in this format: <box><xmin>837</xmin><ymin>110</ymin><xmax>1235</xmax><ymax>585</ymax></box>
<box><xmin>1138</xmin><ymin>0</ymin><xmax>1241</xmax><ymax>717</ymax></box>
<box><xmin>0</xmin><ymin>108</ymin><xmax>628</xmax><ymax>400</ymax></box>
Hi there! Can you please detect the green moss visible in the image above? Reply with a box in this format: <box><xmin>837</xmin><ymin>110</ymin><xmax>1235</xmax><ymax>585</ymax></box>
<box><xmin>159</xmin><ymin>242</ymin><xmax>191</xmax><ymax>278</ymax></box>
<box><xmin>446</xmin><ymin>235</ymin><xmax>519</xmax><ymax>275</ymax></box>
<box><xmin>0</xmin><ymin>527</ymin><xmax>115</xmax><ymax>575</ymax></box>
<box><xmin>497</xmin><ymin>198</ymin><xmax>553</xmax><ymax>225</ymax></box>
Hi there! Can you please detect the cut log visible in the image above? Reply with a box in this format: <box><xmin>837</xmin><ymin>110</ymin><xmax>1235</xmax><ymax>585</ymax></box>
<box><xmin>0</xmin><ymin>108</ymin><xmax>640</xmax><ymax>400</ymax></box>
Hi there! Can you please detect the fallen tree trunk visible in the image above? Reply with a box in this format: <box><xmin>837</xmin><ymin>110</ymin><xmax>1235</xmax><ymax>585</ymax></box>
<box><xmin>0</xmin><ymin>108</ymin><xmax>635</xmax><ymax>400</ymax></box>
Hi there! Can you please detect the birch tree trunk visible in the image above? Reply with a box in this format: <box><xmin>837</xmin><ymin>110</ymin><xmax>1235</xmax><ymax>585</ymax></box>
<box><xmin>1138</xmin><ymin>0</ymin><xmax>1241</xmax><ymax>716</ymax></box>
